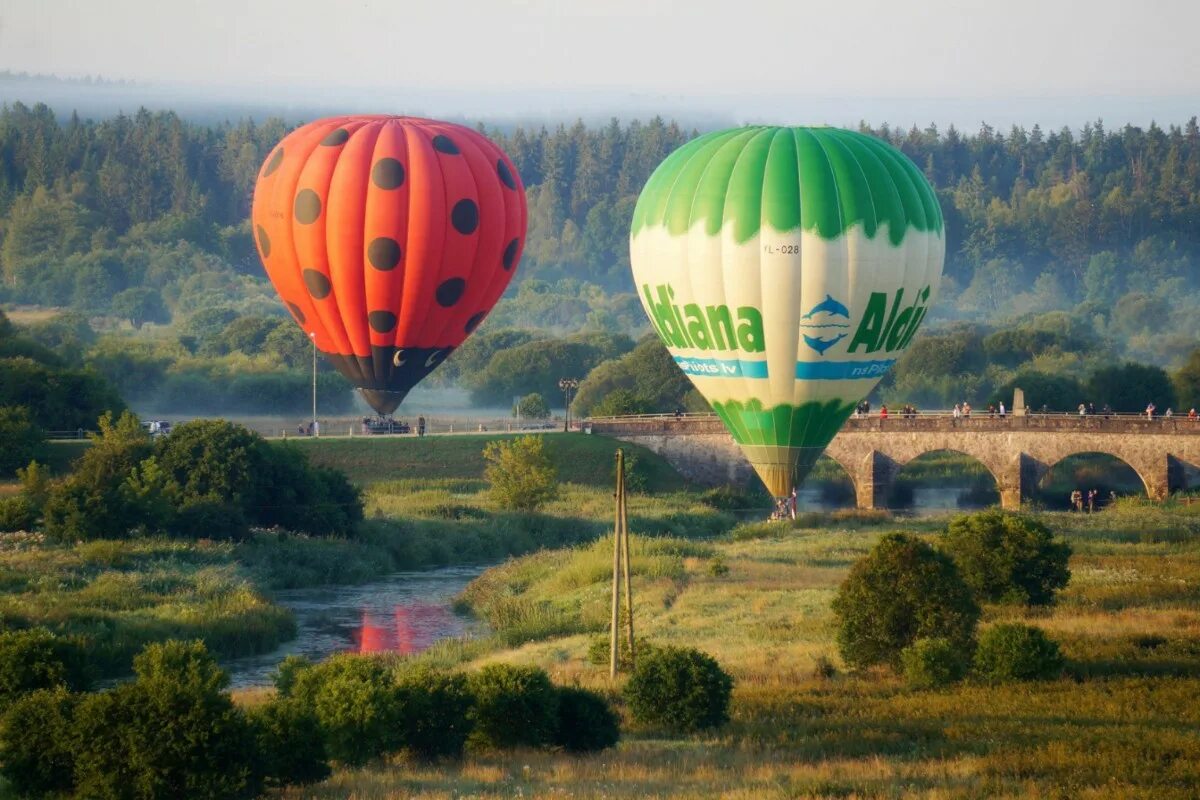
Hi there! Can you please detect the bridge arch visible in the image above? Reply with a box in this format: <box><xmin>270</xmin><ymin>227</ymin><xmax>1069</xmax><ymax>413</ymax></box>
<box><xmin>886</xmin><ymin>449</ymin><xmax>1000</xmax><ymax>510</ymax></box>
<box><xmin>1040</xmin><ymin>450</ymin><xmax>1166</xmax><ymax>503</ymax></box>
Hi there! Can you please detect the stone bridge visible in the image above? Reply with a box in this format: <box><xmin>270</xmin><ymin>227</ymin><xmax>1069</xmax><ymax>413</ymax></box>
<box><xmin>586</xmin><ymin>414</ymin><xmax>1200</xmax><ymax>509</ymax></box>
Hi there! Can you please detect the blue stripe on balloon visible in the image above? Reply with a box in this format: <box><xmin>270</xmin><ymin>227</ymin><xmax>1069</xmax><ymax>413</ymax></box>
<box><xmin>795</xmin><ymin>359</ymin><xmax>895</xmax><ymax>380</ymax></box>
<box><xmin>673</xmin><ymin>356</ymin><xmax>769</xmax><ymax>379</ymax></box>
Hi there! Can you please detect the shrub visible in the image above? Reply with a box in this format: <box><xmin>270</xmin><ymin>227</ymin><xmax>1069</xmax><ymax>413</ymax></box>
<box><xmin>467</xmin><ymin>663</ymin><xmax>559</xmax><ymax>749</ymax></box>
<box><xmin>623</xmin><ymin>645</ymin><xmax>733</xmax><ymax>733</ymax></box>
<box><xmin>554</xmin><ymin>686</ymin><xmax>620</xmax><ymax>752</ymax></box>
<box><xmin>513</xmin><ymin>392</ymin><xmax>551</xmax><ymax>419</ymax></box>
<box><xmin>0</xmin><ymin>405</ymin><xmax>45</xmax><ymax>477</ymax></box>
<box><xmin>974</xmin><ymin>623</ymin><xmax>1064</xmax><ymax>682</ymax></box>
<box><xmin>0</xmin><ymin>628</ymin><xmax>91</xmax><ymax>704</ymax></box>
<box><xmin>586</xmin><ymin>636</ymin><xmax>659</xmax><ymax>671</ymax></box>
<box><xmin>942</xmin><ymin>510</ymin><xmax>1071</xmax><ymax>605</ymax></box>
<box><xmin>273</xmin><ymin>653</ymin><xmax>314</xmax><ymax>697</ymax></box>
<box><xmin>247</xmin><ymin>698</ymin><xmax>331</xmax><ymax>788</ymax></box>
<box><xmin>73</xmin><ymin>641</ymin><xmax>261</xmax><ymax>800</ymax></box>
<box><xmin>0</xmin><ymin>495</ymin><xmax>37</xmax><ymax>532</ymax></box>
<box><xmin>831</xmin><ymin>533</ymin><xmax>980</xmax><ymax>670</ymax></box>
<box><xmin>395</xmin><ymin>666</ymin><xmax>475</xmax><ymax>759</ymax></box>
<box><xmin>483</xmin><ymin>435</ymin><xmax>558</xmax><ymax>512</ymax></box>
<box><xmin>901</xmin><ymin>637</ymin><xmax>970</xmax><ymax>688</ymax></box>
<box><xmin>289</xmin><ymin>654</ymin><xmax>402</xmax><ymax>765</ymax></box>
<box><xmin>174</xmin><ymin>497</ymin><xmax>251</xmax><ymax>541</ymax></box>
<box><xmin>0</xmin><ymin>688</ymin><xmax>78</xmax><ymax>798</ymax></box>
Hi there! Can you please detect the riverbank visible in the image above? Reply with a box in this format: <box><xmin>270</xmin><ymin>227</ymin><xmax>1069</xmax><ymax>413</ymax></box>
<box><xmin>285</xmin><ymin>501</ymin><xmax>1200</xmax><ymax>799</ymax></box>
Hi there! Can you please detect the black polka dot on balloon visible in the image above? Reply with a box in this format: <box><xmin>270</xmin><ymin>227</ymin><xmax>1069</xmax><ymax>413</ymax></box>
<box><xmin>435</xmin><ymin>278</ymin><xmax>466</xmax><ymax>307</ymax></box>
<box><xmin>432</xmin><ymin>134</ymin><xmax>459</xmax><ymax>154</ymax></box>
<box><xmin>321</xmin><ymin>128</ymin><xmax>350</xmax><ymax>146</ymax></box>
<box><xmin>368</xmin><ymin>310</ymin><xmax>397</xmax><ymax>333</ymax></box>
<box><xmin>502</xmin><ymin>238</ymin><xmax>519</xmax><ymax>270</ymax></box>
<box><xmin>451</xmin><ymin>199</ymin><xmax>479</xmax><ymax>234</ymax></box>
<box><xmin>303</xmin><ymin>269</ymin><xmax>332</xmax><ymax>299</ymax></box>
<box><xmin>371</xmin><ymin>158</ymin><xmax>405</xmax><ymax>189</ymax></box>
<box><xmin>465</xmin><ymin>311</ymin><xmax>485</xmax><ymax>334</ymax></box>
<box><xmin>263</xmin><ymin>148</ymin><xmax>284</xmax><ymax>177</ymax></box>
<box><xmin>497</xmin><ymin>159</ymin><xmax>516</xmax><ymax>190</ymax></box>
<box><xmin>257</xmin><ymin>225</ymin><xmax>271</xmax><ymax>257</ymax></box>
<box><xmin>286</xmin><ymin>302</ymin><xmax>306</xmax><ymax>324</ymax></box>
<box><xmin>367</xmin><ymin>237</ymin><xmax>402</xmax><ymax>270</ymax></box>
<box><xmin>294</xmin><ymin>189</ymin><xmax>321</xmax><ymax>224</ymax></box>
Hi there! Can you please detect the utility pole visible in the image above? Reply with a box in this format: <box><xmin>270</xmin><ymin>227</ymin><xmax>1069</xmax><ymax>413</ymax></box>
<box><xmin>310</xmin><ymin>332</ymin><xmax>318</xmax><ymax>437</ymax></box>
<box><xmin>610</xmin><ymin>448</ymin><xmax>634</xmax><ymax>678</ymax></box>
<box><xmin>558</xmin><ymin>377</ymin><xmax>579</xmax><ymax>433</ymax></box>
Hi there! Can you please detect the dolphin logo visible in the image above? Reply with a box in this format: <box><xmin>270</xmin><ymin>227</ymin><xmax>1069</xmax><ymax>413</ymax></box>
<box><xmin>801</xmin><ymin>294</ymin><xmax>850</xmax><ymax>320</ymax></box>
<box><xmin>803</xmin><ymin>333</ymin><xmax>847</xmax><ymax>356</ymax></box>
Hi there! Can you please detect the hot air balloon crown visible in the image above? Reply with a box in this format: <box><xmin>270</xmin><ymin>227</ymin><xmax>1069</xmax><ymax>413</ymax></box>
<box><xmin>629</xmin><ymin>125</ymin><xmax>945</xmax><ymax>497</ymax></box>
<box><xmin>252</xmin><ymin>116</ymin><xmax>528</xmax><ymax>415</ymax></box>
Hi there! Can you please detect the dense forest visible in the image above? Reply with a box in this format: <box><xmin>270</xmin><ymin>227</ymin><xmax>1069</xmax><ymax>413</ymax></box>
<box><xmin>1</xmin><ymin>101</ymin><xmax>1199</xmax><ymax>414</ymax></box>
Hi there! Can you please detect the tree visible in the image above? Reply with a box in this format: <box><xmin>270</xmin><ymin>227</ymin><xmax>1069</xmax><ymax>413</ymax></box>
<box><xmin>111</xmin><ymin>286</ymin><xmax>170</xmax><ymax>328</ymax></box>
<box><xmin>942</xmin><ymin>511</ymin><xmax>1071</xmax><ymax>605</ymax></box>
<box><xmin>1174</xmin><ymin>347</ymin><xmax>1200</xmax><ymax>411</ymax></box>
<box><xmin>832</xmin><ymin>533</ymin><xmax>980</xmax><ymax>670</ymax></box>
<box><xmin>0</xmin><ymin>405</ymin><xmax>46</xmax><ymax>477</ymax></box>
<box><xmin>1086</xmin><ymin>362</ymin><xmax>1177</xmax><ymax>412</ymax></box>
<box><xmin>990</xmin><ymin>371</ymin><xmax>1084</xmax><ymax>412</ymax></box>
<box><xmin>513</xmin><ymin>392</ymin><xmax>550</xmax><ymax>419</ymax></box>
<box><xmin>483</xmin><ymin>435</ymin><xmax>558</xmax><ymax>512</ymax></box>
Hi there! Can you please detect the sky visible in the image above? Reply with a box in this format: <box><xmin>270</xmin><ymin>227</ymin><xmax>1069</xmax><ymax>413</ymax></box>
<box><xmin>1</xmin><ymin>0</ymin><xmax>1198</xmax><ymax>128</ymax></box>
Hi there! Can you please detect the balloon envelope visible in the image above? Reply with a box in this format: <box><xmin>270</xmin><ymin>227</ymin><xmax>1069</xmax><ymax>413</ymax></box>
<box><xmin>629</xmin><ymin>126</ymin><xmax>944</xmax><ymax>496</ymax></box>
<box><xmin>252</xmin><ymin>116</ymin><xmax>527</xmax><ymax>414</ymax></box>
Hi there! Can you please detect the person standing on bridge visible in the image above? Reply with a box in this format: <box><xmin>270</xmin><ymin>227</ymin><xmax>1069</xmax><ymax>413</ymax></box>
<box><xmin>880</xmin><ymin>404</ymin><xmax>888</xmax><ymax>419</ymax></box>
<box><xmin>953</xmin><ymin>403</ymin><xmax>961</xmax><ymax>419</ymax></box>
<box><xmin>1190</xmin><ymin>408</ymin><xmax>1197</xmax><ymax>421</ymax></box>
<box><xmin>999</xmin><ymin>401</ymin><xmax>1006</xmax><ymax>418</ymax></box>
<box><xmin>1146</xmin><ymin>402</ymin><xmax>1156</xmax><ymax>420</ymax></box>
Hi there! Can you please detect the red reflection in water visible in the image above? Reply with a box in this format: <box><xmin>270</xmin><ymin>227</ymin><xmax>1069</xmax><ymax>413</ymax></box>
<box><xmin>354</xmin><ymin>604</ymin><xmax>455</xmax><ymax>654</ymax></box>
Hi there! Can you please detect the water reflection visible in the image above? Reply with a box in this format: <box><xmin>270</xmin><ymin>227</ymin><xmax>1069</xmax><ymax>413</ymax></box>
<box><xmin>224</xmin><ymin>566</ymin><xmax>485</xmax><ymax>688</ymax></box>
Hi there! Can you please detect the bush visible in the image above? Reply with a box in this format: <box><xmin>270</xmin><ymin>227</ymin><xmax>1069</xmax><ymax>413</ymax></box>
<box><xmin>900</xmin><ymin>637</ymin><xmax>970</xmax><ymax>688</ymax></box>
<box><xmin>0</xmin><ymin>495</ymin><xmax>37</xmax><ymax>532</ymax></box>
<box><xmin>467</xmin><ymin>664</ymin><xmax>559</xmax><ymax>749</ymax></box>
<box><xmin>247</xmin><ymin>698</ymin><xmax>331</xmax><ymax>788</ymax></box>
<box><xmin>554</xmin><ymin>686</ymin><xmax>620</xmax><ymax>752</ymax></box>
<box><xmin>973</xmin><ymin>623</ymin><xmax>1064</xmax><ymax>682</ymax></box>
<box><xmin>289</xmin><ymin>654</ymin><xmax>402</xmax><ymax>765</ymax></box>
<box><xmin>0</xmin><ymin>688</ymin><xmax>78</xmax><ymax>798</ymax></box>
<box><xmin>73</xmin><ymin>641</ymin><xmax>260</xmax><ymax>800</ymax></box>
<box><xmin>395</xmin><ymin>666</ymin><xmax>475</xmax><ymax>759</ymax></box>
<box><xmin>623</xmin><ymin>645</ymin><xmax>733</xmax><ymax>733</ymax></box>
<box><xmin>483</xmin><ymin>435</ymin><xmax>558</xmax><ymax>512</ymax></box>
<box><xmin>0</xmin><ymin>405</ymin><xmax>45</xmax><ymax>477</ymax></box>
<box><xmin>0</xmin><ymin>628</ymin><xmax>91</xmax><ymax>704</ymax></box>
<box><xmin>942</xmin><ymin>510</ymin><xmax>1071</xmax><ymax>605</ymax></box>
<box><xmin>174</xmin><ymin>497</ymin><xmax>251</xmax><ymax>541</ymax></box>
<box><xmin>513</xmin><ymin>392</ymin><xmax>551</xmax><ymax>419</ymax></box>
<box><xmin>586</xmin><ymin>636</ymin><xmax>659</xmax><ymax>671</ymax></box>
<box><xmin>831</xmin><ymin>533</ymin><xmax>980</xmax><ymax>670</ymax></box>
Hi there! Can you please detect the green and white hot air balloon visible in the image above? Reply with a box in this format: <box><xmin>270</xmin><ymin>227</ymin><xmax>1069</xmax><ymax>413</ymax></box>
<box><xmin>629</xmin><ymin>126</ymin><xmax>944</xmax><ymax>498</ymax></box>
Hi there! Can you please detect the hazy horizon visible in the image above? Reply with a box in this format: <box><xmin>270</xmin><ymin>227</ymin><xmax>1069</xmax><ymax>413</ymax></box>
<box><xmin>1</xmin><ymin>0</ymin><xmax>1197</xmax><ymax>130</ymax></box>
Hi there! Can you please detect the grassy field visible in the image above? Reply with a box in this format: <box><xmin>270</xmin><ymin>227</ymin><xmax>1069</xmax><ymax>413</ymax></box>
<box><xmin>275</xmin><ymin>502</ymin><xmax>1200</xmax><ymax>799</ymax></box>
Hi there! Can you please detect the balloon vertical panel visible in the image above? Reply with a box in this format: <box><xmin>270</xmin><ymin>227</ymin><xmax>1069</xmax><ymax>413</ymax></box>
<box><xmin>630</xmin><ymin>126</ymin><xmax>945</xmax><ymax>497</ymax></box>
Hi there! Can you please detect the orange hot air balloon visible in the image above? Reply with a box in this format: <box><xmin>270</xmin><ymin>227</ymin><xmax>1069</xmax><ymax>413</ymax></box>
<box><xmin>252</xmin><ymin>116</ymin><xmax>527</xmax><ymax>415</ymax></box>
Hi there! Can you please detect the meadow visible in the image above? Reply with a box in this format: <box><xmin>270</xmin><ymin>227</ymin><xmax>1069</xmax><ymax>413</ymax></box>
<box><xmin>276</xmin><ymin>502</ymin><xmax>1200</xmax><ymax>799</ymax></box>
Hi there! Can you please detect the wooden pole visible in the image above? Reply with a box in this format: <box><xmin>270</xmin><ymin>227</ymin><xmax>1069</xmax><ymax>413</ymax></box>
<box><xmin>609</xmin><ymin>449</ymin><xmax>623</xmax><ymax>679</ymax></box>
<box><xmin>619</xmin><ymin>468</ymin><xmax>634</xmax><ymax>664</ymax></box>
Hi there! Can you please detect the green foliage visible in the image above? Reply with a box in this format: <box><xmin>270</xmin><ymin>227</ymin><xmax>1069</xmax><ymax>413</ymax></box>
<box><xmin>973</xmin><ymin>623</ymin><xmax>1064</xmax><ymax>682</ymax></box>
<box><xmin>554</xmin><ymin>686</ymin><xmax>620</xmax><ymax>752</ymax></box>
<box><xmin>514</xmin><ymin>392</ymin><xmax>551</xmax><ymax>419</ymax></box>
<box><xmin>0</xmin><ymin>356</ymin><xmax>123</xmax><ymax>430</ymax></box>
<box><xmin>831</xmin><ymin>533</ymin><xmax>980</xmax><ymax>670</ymax></box>
<box><xmin>623</xmin><ymin>645</ymin><xmax>733</xmax><ymax>733</ymax></box>
<box><xmin>484</xmin><ymin>435</ymin><xmax>559</xmax><ymax>512</ymax></box>
<box><xmin>0</xmin><ymin>688</ymin><xmax>78</xmax><ymax>798</ymax></box>
<box><xmin>111</xmin><ymin>286</ymin><xmax>171</xmax><ymax>328</ymax></box>
<box><xmin>0</xmin><ymin>406</ymin><xmax>46</xmax><ymax>477</ymax></box>
<box><xmin>590</xmin><ymin>388</ymin><xmax>652</xmax><ymax>417</ymax></box>
<box><xmin>246</xmin><ymin>698</ymin><xmax>331</xmax><ymax>788</ymax></box>
<box><xmin>574</xmin><ymin>336</ymin><xmax>698</xmax><ymax>416</ymax></box>
<box><xmin>990</xmin><ymin>371</ymin><xmax>1085</xmax><ymax>412</ymax></box>
<box><xmin>900</xmin><ymin>637</ymin><xmax>970</xmax><ymax>688</ymax></box>
<box><xmin>1086</xmin><ymin>362</ymin><xmax>1177</xmax><ymax>413</ymax></box>
<box><xmin>394</xmin><ymin>666</ymin><xmax>475</xmax><ymax>760</ymax></box>
<box><xmin>1174</xmin><ymin>347</ymin><xmax>1200</xmax><ymax>411</ymax></box>
<box><xmin>0</xmin><ymin>495</ymin><xmax>37</xmax><ymax>532</ymax></box>
<box><xmin>0</xmin><ymin>628</ymin><xmax>90</xmax><ymax>705</ymax></box>
<box><xmin>467</xmin><ymin>663</ymin><xmax>560</xmax><ymax>750</ymax></box>
<box><xmin>73</xmin><ymin>640</ymin><xmax>261</xmax><ymax>800</ymax></box>
<box><xmin>943</xmin><ymin>511</ymin><xmax>1072</xmax><ymax>605</ymax></box>
<box><xmin>467</xmin><ymin>333</ymin><xmax>633</xmax><ymax>406</ymax></box>
<box><xmin>288</xmin><ymin>654</ymin><xmax>403</xmax><ymax>766</ymax></box>
<box><xmin>698</xmin><ymin>484</ymin><xmax>772</xmax><ymax>511</ymax></box>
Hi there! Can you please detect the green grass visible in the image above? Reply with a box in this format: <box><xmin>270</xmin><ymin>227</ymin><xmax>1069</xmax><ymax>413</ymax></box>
<box><xmin>283</xmin><ymin>503</ymin><xmax>1200</xmax><ymax>799</ymax></box>
<box><xmin>290</xmin><ymin>432</ymin><xmax>689</xmax><ymax>490</ymax></box>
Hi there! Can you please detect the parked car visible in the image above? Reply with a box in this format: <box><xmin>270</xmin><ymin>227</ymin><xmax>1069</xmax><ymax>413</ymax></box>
<box><xmin>361</xmin><ymin>417</ymin><xmax>411</xmax><ymax>435</ymax></box>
